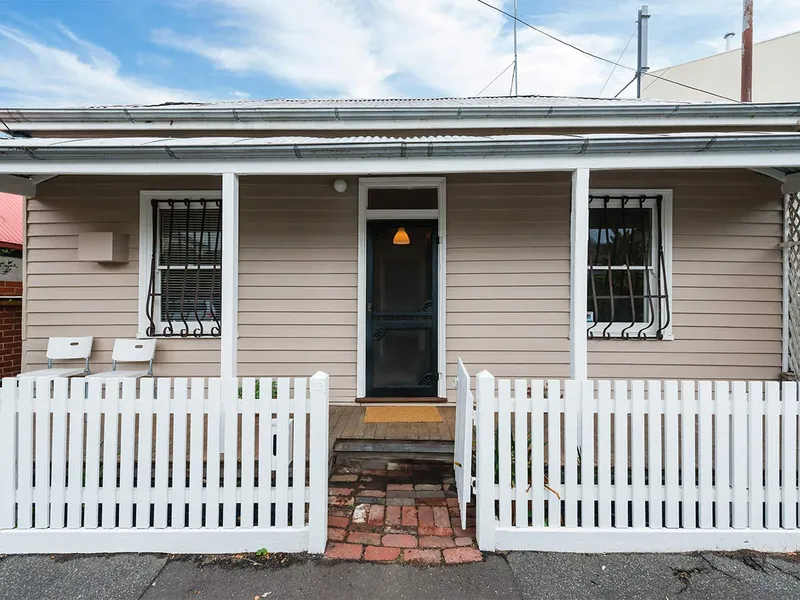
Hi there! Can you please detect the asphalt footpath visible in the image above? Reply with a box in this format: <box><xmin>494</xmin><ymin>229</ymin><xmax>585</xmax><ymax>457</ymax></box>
<box><xmin>3</xmin><ymin>550</ymin><xmax>800</xmax><ymax>599</ymax></box>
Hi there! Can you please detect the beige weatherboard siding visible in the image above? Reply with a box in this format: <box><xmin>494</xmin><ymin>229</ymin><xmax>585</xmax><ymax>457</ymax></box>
<box><xmin>588</xmin><ymin>170</ymin><xmax>783</xmax><ymax>380</ymax></box>
<box><xmin>23</xmin><ymin>170</ymin><xmax>783</xmax><ymax>402</ymax></box>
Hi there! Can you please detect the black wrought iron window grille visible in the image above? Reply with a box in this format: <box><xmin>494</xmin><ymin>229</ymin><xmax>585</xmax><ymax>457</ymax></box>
<box><xmin>145</xmin><ymin>199</ymin><xmax>222</xmax><ymax>337</ymax></box>
<box><xmin>587</xmin><ymin>194</ymin><xmax>671</xmax><ymax>340</ymax></box>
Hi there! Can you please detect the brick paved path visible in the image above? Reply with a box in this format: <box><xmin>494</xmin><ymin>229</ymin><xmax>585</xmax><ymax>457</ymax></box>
<box><xmin>325</xmin><ymin>460</ymin><xmax>481</xmax><ymax>565</ymax></box>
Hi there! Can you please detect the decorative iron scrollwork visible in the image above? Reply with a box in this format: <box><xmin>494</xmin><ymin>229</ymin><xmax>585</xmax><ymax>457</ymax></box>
<box><xmin>372</xmin><ymin>328</ymin><xmax>387</xmax><ymax>341</ymax></box>
<box><xmin>419</xmin><ymin>372</ymin><xmax>433</xmax><ymax>386</ymax></box>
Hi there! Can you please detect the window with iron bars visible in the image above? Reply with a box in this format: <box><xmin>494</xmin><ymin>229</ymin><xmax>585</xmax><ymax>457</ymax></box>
<box><xmin>145</xmin><ymin>199</ymin><xmax>222</xmax><ymax>337</ymax></box>
<box><xmin>587</xmin><ymin>193</ymin><xmax>672</xmax><ymax>340</ymax></box>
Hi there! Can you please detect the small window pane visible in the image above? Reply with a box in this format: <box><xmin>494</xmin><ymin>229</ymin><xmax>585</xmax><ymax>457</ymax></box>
<box><xmin>368</xmin><ymin>188</ymin><xmax>438</xmax><ymax>210</ymax></box>
<box><xmin>587</xmin><ymin>269</ymin><xmax>646</xmax><ymax>323</ymax></box>
<box><xmin>589</xmin><ymin>207</ymin><xmax>651</xmax><ymax>266</ymax></box>
<box><xmin>160</xmin><ymin>269</ymin><xmax>221</xmax><ymax>323</ymax></box>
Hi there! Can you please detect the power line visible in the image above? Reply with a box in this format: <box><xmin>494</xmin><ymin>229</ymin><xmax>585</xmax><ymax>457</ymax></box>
<box><xmin>475</xmin><ymin>0</ymin><xmax>741</xmax><ymax>103</ymax></box>
<box><xmin>613</xmin><ymin>75</ymin><xmax>637</xmax><ymax>98</ymax></box>
<box><xmin>476</xmin><ymin>61</ymin><xmax>515</xmax><ymax>96</ymax></box>
<box><xmin>599</xmin><ymin>28</ymin><xmax>636</xmax><ymax>97</ymax></box>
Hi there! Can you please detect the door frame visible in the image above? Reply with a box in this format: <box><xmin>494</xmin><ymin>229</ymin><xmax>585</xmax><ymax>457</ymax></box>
<box><xmin>357</xmin><ymin>177</ymin><xmax>446</xmax><ymax>399</ymax></box>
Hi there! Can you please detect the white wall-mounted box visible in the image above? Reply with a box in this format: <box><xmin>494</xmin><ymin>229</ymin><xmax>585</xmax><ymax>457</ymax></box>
<box><xmin>78</xmin><ymin>232</ymin><xmax>130</xmax><ymax>263</ymax></box>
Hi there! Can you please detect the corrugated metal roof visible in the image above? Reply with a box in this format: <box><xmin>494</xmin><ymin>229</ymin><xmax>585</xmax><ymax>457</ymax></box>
<box><xmin>87</xmin><ymin>95</ymin><xmax>700</xmax><ymax>110</ymax></box>
<box><xmin>0</xmin><ymin>193</ymin><xmax>23</xmax><ymax>248</ymax></box>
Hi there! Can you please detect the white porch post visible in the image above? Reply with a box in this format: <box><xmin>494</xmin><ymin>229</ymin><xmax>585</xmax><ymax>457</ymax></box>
<box><xmin>570</xmin><ymin>168</ymin><xmax>590</xmax><ymax>381</ymax></box>
<box><xmin>221</xmin><ymin>173</ymin><xmax>239</xmax><ymax>379</ymax></box>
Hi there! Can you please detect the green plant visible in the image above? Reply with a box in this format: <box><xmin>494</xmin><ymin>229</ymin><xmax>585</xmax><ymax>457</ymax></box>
<box><xmin>255</xmin><ymin>547</ymin><xmax>269</xmax><ymax>557</ymax></box>
<box><xmin>238</xmin><ymin>380</ymin><xmax>279</xmax><ymax>399</ymax></box>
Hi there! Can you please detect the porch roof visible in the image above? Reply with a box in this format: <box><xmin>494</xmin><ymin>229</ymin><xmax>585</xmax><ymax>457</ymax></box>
<box><xmin>0</xmin><ymin>132</ymin><xmax>799</xmax><ymax>178</ymax></box>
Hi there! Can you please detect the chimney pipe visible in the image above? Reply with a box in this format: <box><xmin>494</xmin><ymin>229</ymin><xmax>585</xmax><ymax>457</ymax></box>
<box><xmin>724</xmin><ymin>31</ymin><xmax>736</xmax><ymax>52</ymax></box>
<box><xmin>741</xmin><ymin>0</ymin><xmax>753</xmax><ymax>102</ymax></box>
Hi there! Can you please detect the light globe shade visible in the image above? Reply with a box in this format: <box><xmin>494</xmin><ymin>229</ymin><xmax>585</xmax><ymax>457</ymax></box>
<box><xmin>393</xmin><ymin>226</ymin><xmax>410</xmax><ymax>245</ymax></box>
<box><xmin>333</xmin><ymin>179</ymin><xmax>348</xmax><ymax>193</ymax></box>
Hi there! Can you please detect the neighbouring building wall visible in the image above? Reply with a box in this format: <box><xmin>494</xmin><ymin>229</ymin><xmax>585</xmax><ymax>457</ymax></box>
<box><xmin>588</xmin><ymin>169</ymin><xmax>784</xmax><ymax>380</ymax></box>
<box><xmin>641</xmin><ymin>31</ymin><xmax>800</xmax><ymax>102</ymax></box>
<box><xmin>0</xmin><ymin>281</ymin><xmax>22</xmax><ymax>377</ymax></box>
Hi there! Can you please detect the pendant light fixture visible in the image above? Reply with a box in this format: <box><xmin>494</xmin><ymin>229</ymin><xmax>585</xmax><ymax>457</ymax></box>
<box><xmin>392</xmin><ymin>226</ymin><xmax>410</xmax><ymax>245</ymax></box>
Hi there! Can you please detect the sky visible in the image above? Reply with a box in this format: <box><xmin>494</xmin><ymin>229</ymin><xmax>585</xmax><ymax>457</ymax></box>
<box><xmin>0</xmin><ymin>0</ymin><xmax>798</xmax><ymax>107</ymax></box>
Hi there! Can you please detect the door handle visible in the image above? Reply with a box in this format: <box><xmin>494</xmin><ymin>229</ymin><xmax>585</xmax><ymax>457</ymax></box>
<box><xmin>367</xmin><ymin>302</ymin><xmax>372</xmax><ymax>313</ymax></box>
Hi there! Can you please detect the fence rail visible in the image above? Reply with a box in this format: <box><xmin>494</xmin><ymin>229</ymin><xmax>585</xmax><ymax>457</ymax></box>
<box><xmin>0</xmin><ymin>373</ymin><xmax>330</xmax><ymax>554</ymax></box>
<box><xmin>467</xmin><ymin>365</ymin><xmax>800</xmax><ymax>553</ymax></box>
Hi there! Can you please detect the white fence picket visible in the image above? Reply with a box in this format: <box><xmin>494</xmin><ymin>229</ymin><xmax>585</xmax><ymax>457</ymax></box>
<box><xmin>680</xmin><ymin>381</ymin><xmax>697</xmax><ymax>530</ymax></box>
<box><xmin>101</xmin><ymin>379</ymin><xmax>120</xmax><ymax>529</ymax></box>
<box><xmin>84</xmin><ymin>379</ymin><xmax>103</xmax><ymax>529</ymax></box>
<box><xmin>731</xmin><ymin>382</ymin><xmax>748</xmax><ymax>529</ymax></box>
<box><xmin>154</xmin><ymin>379</ymin><xmax>171</xmax><ymax>529</ymax></box>
<box><xmin>188</xmin><ymin>378</ymin><xmax>205</xmax><ymax>529</ymax></box>
<box><xmin>240</xmin><ymin>379</ymin><xmax>256</xmax><ymax>529</ymax></box>
<box><xmin>0</xmin><ymin>378</ymin><xmax>17</xmax><ymax>530</ymax></box>
<box><xmin>647</xmin><ymin>380</ymin><xmax>663</xmax><ymax>530</ymax></box>
<box><xmin>258</xmin><ymin>378</ymin><xmax>274</xmax><ymax>528</ymax></box>
<box><xmin>697</xmin><ymin>381</ymin><xmax>713</xmax><ymax>529</ymax></box>
<box><xmin>205</xmin><ymin>379</ymin><xmax>222</xmax><ymax>530</ymax></box>
<box><xmin>613</xmin><ymin>380</ymin><xmax>629</xmax><ymax>529</ymax></box>
<box><xmin>135</xmin><ymin>379</ymin><xmax>154</xmax><ymax>529</ymax></box>
<box><xmin>597</xmin><ymin>381</ymin><xmax>612</xmax><ymax>529</ymax></box>
<box><xmin>171</xmin><ymin>378</ymin><xmax>188</xmax><ymax>529</ymax></box>
<box><xmin>530</xmin><ymin>380</ymin><xmax>545</xmax><ymax>527</ymax></box>
<box><xmin>222</xmin><ymin>378</ymin><xmax>239</xmax><ymax>529</ymax></box>
<box><xmin>66</xmin><ymin>378</ymin><xmax>85</xmax><ymax>529</ymax></box>
<box><xmin>50</xmin><ymin>378</ymin><xmax>68</xmax><ymax>530</ymax></box>
<box><xmin>580</xmin><ymin>380</ymin><xmax>594</xmax><ymax>528</ymax></box>
<box><xmin>563</xmin><ymin>380</ymin><xmax>579</xmax><ymax>528</ymax></box>
<box><xmin>292</xmin><ymin>378</ymin><xmax>308</xmax><ymax>529</ymax></box>
<box><xmin>630</xmin><ymin>381</ymin><xmax>646</xmax><ymax>529</ymax></box>
<box><xmin>783</xmin><ymin>382</ymin><xmax>799</xmax><ymax>529</ymax></box>
<box><xmin>663</xmin><ymin>381</ymin><xmax>679</xmax><ymax>529</ymax></box>
<box><xmin>275</xmin><ymin>378</ymin><xmax>291</xmax><ymax>528</ymax></box>
<box><xmin>714</xmin><ymin>381</ymin><xmax>731</xmax><ymax>530</ymax></box>
<box><xmin>546</xmin><ymin>380</ymin><xmax>562</xmax><ymax>529</ymax></box>
<box><xmin>34</xmin><ymin>378</ymin><xmax>51</xmax><ymax>529</ymax></box>
<box><xmin>497</xmin><ymin>379</ymin><xmax>512</xmax><ymax>528</ymax></box>
<box><xmin>765</xmin><ymin>382</ymin><xmax>781</xmax><ymax>529</ymax></box>
<box><xmin>514</xmin><ymin>380</ymin><xmax>529</xmax><ymax>528</ymax></box>
<box><xmin>118</xmin><ymin>379</ymin><xmax>136</xmax><ymax>529</ymax></box>
<box><xmin>748</xmin><ymin>382</ymin><xmax>765</xmax><ymax>529</ymax></box>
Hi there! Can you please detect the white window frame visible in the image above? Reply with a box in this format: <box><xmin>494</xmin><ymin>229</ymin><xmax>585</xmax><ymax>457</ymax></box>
<box><xmin>357</xmin><ymin>177</ymin><xmax>447</xmax><ymax>398</ymax></box>
<box><xmin>137</xmin><ymin>190</ymin><xmax>223</xmax><ymax>338</ymax></box>
<box><xmin>587</xmin><ymin>188</ymin><xmax>674</xmax><ymax>340</ymax></box>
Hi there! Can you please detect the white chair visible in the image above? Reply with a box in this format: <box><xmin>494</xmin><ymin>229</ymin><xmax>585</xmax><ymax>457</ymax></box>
<box><xmin>18</xmin><ymin>336</ymin><xmax>93</xmax><ymax>380</ymax></box>
<box><xmin>86</xmin><ymin>339</ymin><xmax>156</xmax><ymax>380</ymax></box>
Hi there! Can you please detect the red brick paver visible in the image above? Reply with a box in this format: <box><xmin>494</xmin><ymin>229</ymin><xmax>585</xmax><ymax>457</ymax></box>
<box><xmin>326</xmin><ymin>460</ymin><xmax>480</xmax><ymax>565</ymax></box>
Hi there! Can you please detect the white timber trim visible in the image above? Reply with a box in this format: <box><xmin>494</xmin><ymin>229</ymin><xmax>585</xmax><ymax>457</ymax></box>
<box><xmin>220</xmin><ymin>173</ymin><xmax>239</xmax><ymax>379</ymax></box>
<box><xmin>783</xmin><ymin>193</ymin><xmax>791</xmax><ymax>372</ymax></box>
<box><xmin>356</xmin><ymin>176</ymin><xmax>447</xmax><ymax>399</ymax></box>
<box><xmin>0</xmin><ymin>175</ymin><xmax>35</xmax><ymax>196</ymax></box>
<box><xmin>570</xmin><ymin>169</ymin><xmax>590</xmax><ymax>381</ymax></box>
<box><xmin>586</xmin><ymin>188</ymin><xmax>674</xmax><ymax>341</ymax></box>
<box><xmin>3</xmin><ymin>153</ymin><xmax>800</xmax><ymax>176</ymax></box>
<box><xmin>137</xmin><ymin>190</ymin><xmax>222</xmax><ymax>338</ymax></box>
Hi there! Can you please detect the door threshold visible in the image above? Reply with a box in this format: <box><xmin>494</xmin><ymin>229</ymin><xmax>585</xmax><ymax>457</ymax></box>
<box><xmin>356</xmin><ymin>396</ymin><xmax>447</xmax><ymax>404</ymax></box>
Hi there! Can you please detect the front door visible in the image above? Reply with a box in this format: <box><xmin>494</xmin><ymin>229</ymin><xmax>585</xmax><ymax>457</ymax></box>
<box><xmin>366</xmin><ymin>221</ymin><xmax>438</xmax><ymax>397</ymax></box>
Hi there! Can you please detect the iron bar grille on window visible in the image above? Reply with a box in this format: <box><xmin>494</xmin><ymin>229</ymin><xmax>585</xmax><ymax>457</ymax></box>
<box><xmin>587</xmin><ymin>194</ymin><xmax>670</xmax><ymax>340</ymax></box>
<box><xmin>145</xmin><ymin>199</ymin><xmax>222</xmax><ymax>337</ymax></box>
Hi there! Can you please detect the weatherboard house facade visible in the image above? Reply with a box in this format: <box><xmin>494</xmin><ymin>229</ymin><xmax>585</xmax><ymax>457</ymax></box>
<box><xmin>1</xmin><ymin>97</ymin><xmax>799</xmax><ymax>402</ymax></box>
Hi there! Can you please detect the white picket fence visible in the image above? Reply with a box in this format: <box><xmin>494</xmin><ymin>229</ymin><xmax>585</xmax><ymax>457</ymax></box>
<box><xmin>0</xmin><ymin>373</ymin><xmax>330</xmax><ymax>554</ymax></box>
<box><xmin>463</xmin><ymin>365</ymin><xmax>800</xmax><ymax>553</ymax></box>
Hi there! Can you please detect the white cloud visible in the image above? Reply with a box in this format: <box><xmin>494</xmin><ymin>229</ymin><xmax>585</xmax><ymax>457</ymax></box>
<box><xmin>0</xmin><ymin>25</ymin><xmax>196</xmax><ymax>107</ymax></box>
<box><xmin>154</xmin><ymin>0</ymin><xmax>633</xmax><ymax>99</ymax></box>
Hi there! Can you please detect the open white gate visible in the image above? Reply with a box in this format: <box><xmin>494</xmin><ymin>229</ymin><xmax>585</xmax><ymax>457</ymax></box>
<box><xmin>454</xmin><ymin>358</ymin><xmax>474</xmax><ymax>530</ymax></box>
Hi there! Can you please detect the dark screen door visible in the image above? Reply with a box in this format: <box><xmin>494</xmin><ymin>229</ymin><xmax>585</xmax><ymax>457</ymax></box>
<box><xmin>366</xmin><ymin>221</ymin><xmax>438</xmax><ymax>397</ymax></box>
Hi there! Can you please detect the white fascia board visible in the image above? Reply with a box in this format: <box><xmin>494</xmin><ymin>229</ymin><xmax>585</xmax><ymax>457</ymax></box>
<box><xmin>3</xmin><ymin>152</ymin><xmax>800</xmax><ymax>176</ymax></box>
<box><xmin>8</xmin><ymin>117</ymin><xmax>800</xmax><ymax>132</ymax></box>
<box><xmin>0</xmin><ymin>175</ymin><xmax>35</xmax><ymax>196</ymax></box>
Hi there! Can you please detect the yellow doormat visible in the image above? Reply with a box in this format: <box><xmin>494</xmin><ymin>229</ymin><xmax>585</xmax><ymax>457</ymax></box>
<box><xmin>364</xmin><ymin>406</ymin><xmax>443</xmax><ymax>423</ymax></box>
